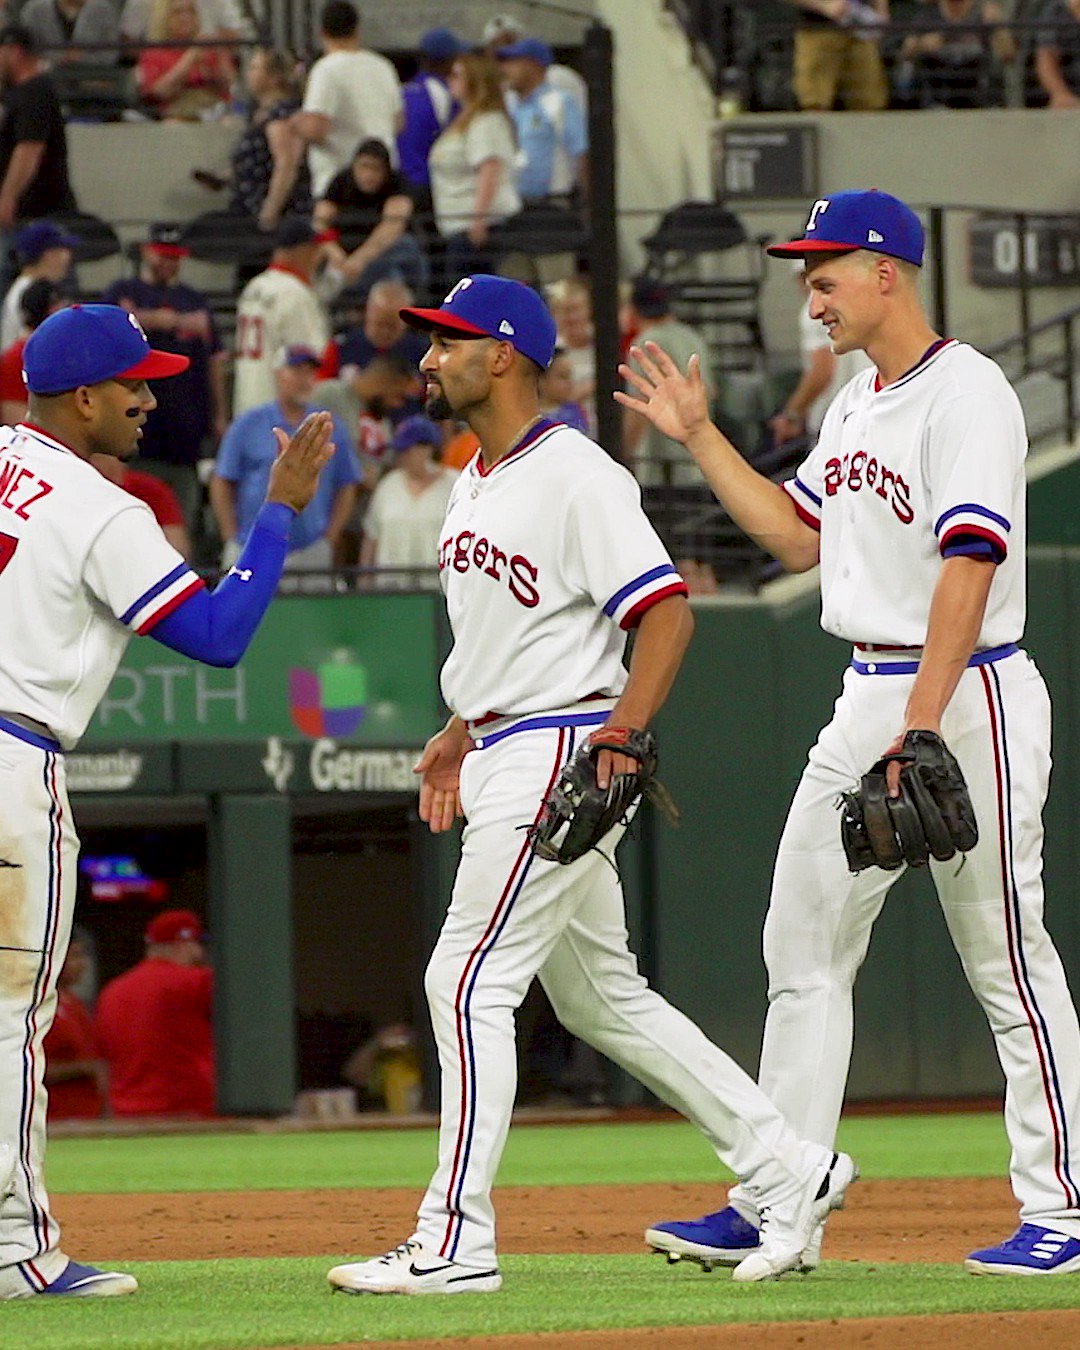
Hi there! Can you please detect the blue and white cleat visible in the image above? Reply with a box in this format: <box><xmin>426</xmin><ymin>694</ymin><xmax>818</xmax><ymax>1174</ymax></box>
<box><xmin>4</xmin><ymin>1258</ymin><xmax>139</xmax><ymax>1299</ymax></box>
<box><xmin>645</xmin><ymin>1206</ymin><xmax>760</xmax><ymax>1270</ymax></box>
<box><xmin>966</xmin><ymin>1224</ymin><xmax>1080</xmax><ymax>1275</ymax></box>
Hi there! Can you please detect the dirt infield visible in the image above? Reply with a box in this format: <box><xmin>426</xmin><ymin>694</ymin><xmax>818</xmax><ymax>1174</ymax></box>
<box><xmin>55</xmin><ymin>1174</ymin><xmax>1022</xmax><ymax>1263</ymax></box>
<box><xmin>59</xmin><ymin>1178</ymin><xmax>1080</xmax><ymax>1348</ymax></box>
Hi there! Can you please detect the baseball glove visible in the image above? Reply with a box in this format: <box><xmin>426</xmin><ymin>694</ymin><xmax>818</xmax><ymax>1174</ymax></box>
<box><xmin>528</xmin><ymin>727</ymin><xmax>678</xmax><ymax>865</ymax></box>
<box><xmin>839</xmin><ymin>730</ymin><xmax>978</xmax><ymax>873</ymax></box>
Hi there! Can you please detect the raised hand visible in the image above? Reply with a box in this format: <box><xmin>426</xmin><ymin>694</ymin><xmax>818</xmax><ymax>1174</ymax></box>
<box><xmin>266</xmin><ymin>411</ymin><xmax>335</xmax><ymax>514</ymax></box>
<box><xmin>615</xmin><ymin>342</ymin><xmax>711</xmax><ymax>446</ymax></box>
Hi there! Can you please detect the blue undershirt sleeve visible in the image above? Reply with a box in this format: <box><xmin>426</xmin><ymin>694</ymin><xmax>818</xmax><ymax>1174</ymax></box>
<box><xmin>146</xmin><ymin>502</ymin><xmax>295</xmax><ymax>666</ymax></box>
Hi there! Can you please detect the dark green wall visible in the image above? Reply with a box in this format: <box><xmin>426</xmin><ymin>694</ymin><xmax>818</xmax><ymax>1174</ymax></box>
<box><xmin>650</xmin><ymin>552</ymin><xmax>1080</xmax><ymax>1101</ymax></box>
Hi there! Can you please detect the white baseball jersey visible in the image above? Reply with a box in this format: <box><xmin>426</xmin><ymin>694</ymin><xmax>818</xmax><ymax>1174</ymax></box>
<box><xmin>0</xmin><ymin>424</ymin><xmax>202</xmax><ymax>748</ymax></box>
<box><xmin>437</xmin><ymin>420</ymin><xmax>687</xmax><ymax>723</ymax></box>
<box><xmin>301</xmin><ymin>48</ymin><xmax>404</xmax><ymax>195</ymax></box>
<box><xmin>784</xmin><ymin>340</ymin><xmax>1026</xmax><ymax>648</ymax></box>
<box><xmin>233</xmin><ymin>266</ymin><xmax>329</xmax><ymax>415</ymax></box>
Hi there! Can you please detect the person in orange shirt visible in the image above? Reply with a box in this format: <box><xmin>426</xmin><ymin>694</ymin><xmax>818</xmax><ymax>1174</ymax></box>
<box><xmin>43</xmin><ymin>928</ymin><xmax>106</xmax><ymax>1121</ymax></box>
<box><xmin>439</xmin><ymin>421</ymin><xmax>479</xmax><ymax>469</ymax></box>
<box><xmin>95</xmin><ymin>909</ymin><xmax>215</xmax><ymax>1117</ymax></box>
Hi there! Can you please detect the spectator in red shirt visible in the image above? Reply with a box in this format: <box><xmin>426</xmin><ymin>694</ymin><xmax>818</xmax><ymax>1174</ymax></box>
<box><xmin>95</xmin><ymin>909</ymin><xmax>216</xmax><ymax>1118</ymax></box>
<box><xmin>138</xmin><ymin>0</ymin><xmax>233</xmax><ymax>121</ymax></box>
<box><xmin>90</xmin><ymin>452</ymin><xmax>192</xmax><ymax>558</ymax></box>
<box><xmin>0</xmin><ymin>277</ymin><xmax>68</xmax><ymax>424</ymax></box>
<box><xmin>43</xmin><ymin>929</ymin><xmax>107</xmax><ymax>1121</ymax></box>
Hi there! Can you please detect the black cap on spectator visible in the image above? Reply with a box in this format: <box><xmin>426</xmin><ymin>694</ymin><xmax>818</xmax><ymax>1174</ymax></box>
<box><xmin>352</xmin><ymin>137</ymin><xmax>391</xmax><ymax>166</ymax></box>
<box><xmin>274</xmin><ymin>216</ymin><xmax>335</xmax><ymax>248</ymax></box>
<box><xmin>631</xmin><ymin>276</ymin><xmax>672</xmax><ymax>320</ymax></box>
<box><xmin>20</xmin><ymin>279</ymin><xmax>63</xmax><ymax>331</ymax></box>
<box><xmin>0</xmin><ymin>24</ymin><xmax>36</xmax><ymax>51</ymax></box>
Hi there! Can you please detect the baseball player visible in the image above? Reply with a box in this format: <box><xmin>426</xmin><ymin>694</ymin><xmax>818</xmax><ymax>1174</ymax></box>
<box><xmin>233</xmin><ymin>217</ymin><xmax>332</xmax><ymax>416</ymax></box>
<box><xmin>0</xmin><ymin>304</ymin><xmax>332</xmax><ymax>1298</ymax></box>
<box><xmin>626</xmin><ymin>191</ymin><xmax>1080</xmax><ymax>1276</ymax></box>
<box><xmin>326</xmin><ymin>275</ymin><xmax>856</xmax><ymax>1296</ymax></box>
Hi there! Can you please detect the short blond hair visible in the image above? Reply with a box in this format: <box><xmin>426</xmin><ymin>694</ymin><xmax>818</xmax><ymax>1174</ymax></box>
<box><xmin>147</xmin><ymin>0</ymin><xmax>202</xmax><ymax>42</ymax></box>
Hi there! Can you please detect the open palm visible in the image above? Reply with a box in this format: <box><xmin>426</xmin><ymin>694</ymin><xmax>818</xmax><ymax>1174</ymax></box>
<box><xmin>616</xmin><ymin>342</ymin><xmax>710</xmax><ymax>445</ymax></box>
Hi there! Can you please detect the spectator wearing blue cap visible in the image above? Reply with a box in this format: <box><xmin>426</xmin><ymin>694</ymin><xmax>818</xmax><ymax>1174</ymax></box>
<box><xmin>212</xmin><ymin>343</ymin><xmax>359</xmax><ymax>581</ymax></box>
<box><xmin>359</xmin><ymin>412</ymin><xmax>456</xmax><ymax>587</ymax></box>
<box><xmin>481</xmin><ymin>14</ymin><xmax>587</xmax><ymax>115</ymax></box>
<box><xmin>0</xmin><ymin>219</ymin><xmax>78</xmax><ymax>352</ymax></box>
<box><xmin>498</xmin><ymin>38</ymin><xmax>588</xmax><ymax>204</ymax></box>
<box><xmin>621</xmin><ymin>276</ymin><xmax>712</xmax><ymax>487</ymax></box>
<box><xmin>398</xmin><ymin>27</ymin><xmax>466</xmax><ymax>216</ymax></box>
<box><xmin>0</xmin><ymin>26</ymin><xmax>77</xmax><ymax>293</ymax></box>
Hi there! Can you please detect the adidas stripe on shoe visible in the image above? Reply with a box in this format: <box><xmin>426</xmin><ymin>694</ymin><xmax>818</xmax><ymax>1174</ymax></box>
<box><xmin>966</xmin><ymin>1224</ymin><xmax>1080</xmax><ymax>1275</ymax></box>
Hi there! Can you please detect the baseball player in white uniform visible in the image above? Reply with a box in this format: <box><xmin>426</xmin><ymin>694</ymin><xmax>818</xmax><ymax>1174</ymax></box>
<box><xmin>233</xmin><ymin>218</ymin><xmax>331</xmax><ymax>416</ymax></box>
<box><xmin>626</xmin><ymin>191</ymin><xmax>1080</xmax><ymax>1276</ymax></box>
<box><xmin>326</xmin><ymin>275</ymin><xmax>856</xmax><ymax>1297</ymax></box>
<box><xmin>0</xmin><ymin>304</ymin><xmax>332</xmax><ymax>1298</ymax></box>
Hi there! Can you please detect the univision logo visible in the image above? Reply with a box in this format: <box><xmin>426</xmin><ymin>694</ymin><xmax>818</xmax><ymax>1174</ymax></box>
<box><xmin>288</xmin><ymin>653</ymin><xmax>367</xmax><ymax>738</ymax></box>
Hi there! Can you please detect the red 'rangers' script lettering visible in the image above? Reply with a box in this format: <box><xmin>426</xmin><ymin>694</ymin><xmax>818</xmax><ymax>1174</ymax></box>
<box><xmin>438</xmin><ymin>530</ymin><xmax>540</xmax><ymax>608</ymax></box>
<box><xmin>823</xmin><ymin>452</ymin><xmax>913</xmax><ymax>525</ymax></box>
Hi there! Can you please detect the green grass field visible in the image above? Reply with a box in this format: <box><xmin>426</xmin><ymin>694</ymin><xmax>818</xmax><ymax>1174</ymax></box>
<box><xmin>1</xmin><ymin>1113</ymin><xmax>1056</xmax><ymax>1349</ymax></box>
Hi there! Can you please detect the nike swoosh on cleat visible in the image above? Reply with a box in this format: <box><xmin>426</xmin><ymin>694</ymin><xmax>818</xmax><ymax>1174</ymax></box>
<box><xmin>408</xmin><ymin>1262</ymin><xmax>457</xmax><ymax>1277</ymax></box>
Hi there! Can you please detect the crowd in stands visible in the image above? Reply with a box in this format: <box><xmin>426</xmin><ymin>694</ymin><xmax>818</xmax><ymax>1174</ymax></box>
<box><xmin>744</xmin><ymin>1</ymin><xmax>1080</xmax><ymax>113</ymax></box>
<box><xmin>0</xmin><ymin>2</ymin><xmax>604</xmax><ymax>587</ymax></box>
<box><xmin>3</xmin><ymin>1</ymin><xmax>1073</xmax><ymax>595</ymax></box>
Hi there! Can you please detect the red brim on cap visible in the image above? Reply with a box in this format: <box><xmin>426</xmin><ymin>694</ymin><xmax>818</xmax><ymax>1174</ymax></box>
<box><xmin>399</xmin><ymin>306</ymin><xmax>491</xmax><ymax>339</ymax></box>
<box><xmin>117</xmin><ymin>349</ymin><xmax>191</xmax><ymax>381</ymax></box>
<box><xmin>145</xmin><ymin>243</ymin><xmax>190</xmax><ymax>258</ymax></box>
<box><xmin>766</xmin><ymin>240</ymin><xmax>860</xmax><ymax>258</ymax></box>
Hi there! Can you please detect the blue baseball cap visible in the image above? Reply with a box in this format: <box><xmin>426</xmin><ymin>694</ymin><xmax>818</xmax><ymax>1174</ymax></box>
<box><xmin>15</xmin><ymin>219</ymin><xmax>80</xmax><ymax>262</ymax></box>
<box><xmin>23</xmin><ymin>304</ymin><xmax>191</xmax><ymax>395</ymax></box>
<box><xmin>497</xmin><ymin>37</ymin><xmax>553</xmax><ymax>66</ymax></box>
<box><xmin>400</xmin><ymin>274</ymin><xmax>558</xmax><ymax>370</ymax></box>
<box><xmin>766</xmin><ymin>190</ymin><xmax>925</xmax><ymax>267</ymax></box>
<box><xmin>274</xmin><ymin>343</ymin><xmax>322</xmax><ymax>368</ymax></box>
<box><xmin>419</xmin><ymin>27</ymin><xmax>466</xmax><ymax>60</ymax></box>
<box><xmin>392</xmin><ymin>414</ymin><xmax>442</xmax><ymax>452</ymax></box>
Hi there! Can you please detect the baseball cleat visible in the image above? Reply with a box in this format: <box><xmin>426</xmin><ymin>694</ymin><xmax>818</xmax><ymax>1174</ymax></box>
<box><xmin>646</xmin><ymin>1205</ymin><xmax>760</xmax><ymax>1267</ymax></box>
<box><xmin>3</xmin><ymin>1258</ymin><xmax>139</xmax><ymax>1299</ymax></box>
<box><xmin>732</xmin><ymin>1150</ymin><xmax>858</xmax><ymax>1283</ymax></box>
<box><xmin>965</xmin><ymin>1224</ymin><xmax>1080</xmax><ymax>1275</ymax></box>
<box><xmin>328</xmin><ymin>1240</ymin><xmax>502</xmax><ymax>1295</ymax></box>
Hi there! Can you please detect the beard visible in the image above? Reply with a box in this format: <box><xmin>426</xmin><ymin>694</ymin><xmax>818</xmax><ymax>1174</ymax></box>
<box><xmin>424</xmin><ymin>386</ymin><xmax>453</xmax><ymax>421</ymax></box>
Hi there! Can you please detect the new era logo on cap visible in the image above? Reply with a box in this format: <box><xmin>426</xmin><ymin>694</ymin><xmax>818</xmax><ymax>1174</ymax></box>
<box><xmin>400</xmin><ymin>274</ymin><xmax>557</xmax><ymax>370</ymax></box>
<box><xmin>766</xmin><ymin>189</ymin><xmax>925</xmax><ymax>267</ymax></box>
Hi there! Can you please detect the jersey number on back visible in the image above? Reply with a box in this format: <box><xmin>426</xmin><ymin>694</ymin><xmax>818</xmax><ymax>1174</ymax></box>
<box><xmin>236</xmin><ymin>314</ymin><xmax>265</xmax><ymax>361</ymax></box>
<box><xmin>0</xmin><ymin>533</ymin><xmax>16</xmax><ymax>575</ymax></box>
